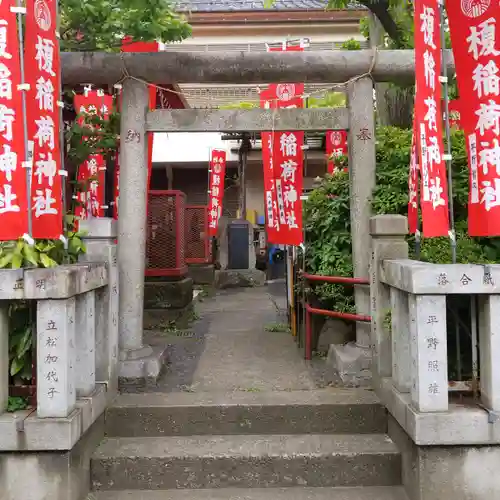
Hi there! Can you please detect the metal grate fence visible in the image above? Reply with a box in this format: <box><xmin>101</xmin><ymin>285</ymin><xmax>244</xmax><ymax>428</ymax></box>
<box><xmin>146</xmin><ymin>190</ymin><xmax>188</xmax><ymax>277</ymax></box>
<box><xmin>185</xmin><ymin>205</ymin><xmax>212</xmax><ymax>264</ymax></box>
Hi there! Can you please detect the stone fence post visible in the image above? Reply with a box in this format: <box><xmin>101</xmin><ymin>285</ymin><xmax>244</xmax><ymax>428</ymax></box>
<box><xmin>369</xmin><ymin>215</ymin><xmax>408</xmax><ymax>386</ymax></box>
<box><xmin>80</xmin><ymin>218</ymin><xmax>119</xmax><ymax>397</ymax></box>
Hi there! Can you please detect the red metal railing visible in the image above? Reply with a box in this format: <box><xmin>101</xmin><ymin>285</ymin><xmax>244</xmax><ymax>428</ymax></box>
<box><xmin>146</xmin><ymin>190</ymin><xmax>188</xmax><ymax>277</ymax></box>
<box><xmin>301</xmin><ymin>273</ymin><xmax>371</xmax><ymax>360</ymax></box>
<box><xmin>185</xmin><ymin>205</ymin><xmax>212</xmax><ymax>264</ymax></box>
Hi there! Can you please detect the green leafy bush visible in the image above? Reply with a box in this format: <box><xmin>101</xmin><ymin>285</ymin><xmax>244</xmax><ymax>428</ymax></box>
<box><xmin>303</xmin><ymin>126</ymin><xmax>499</xmax><ymax>312</ymax></box>
<box><xmin>1</xmin><ymin>219</ymin><xmax>87</xmax><ymax>409</ymax></box>
<box><xmin>303</xmin><ymin>170</ymin><xmax>355</xmax><ymax>312</ymax></box>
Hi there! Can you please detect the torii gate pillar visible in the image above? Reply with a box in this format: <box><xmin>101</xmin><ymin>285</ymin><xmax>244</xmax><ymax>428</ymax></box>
<box><xmin>117</xmin><ymin>79</ymin><xmax>166</xmax><ymax>385</ymax></box>
<box><xmin>328</xmin><ymin>77</ymin><xmax>376</xmax><ymax>385</ymax></box>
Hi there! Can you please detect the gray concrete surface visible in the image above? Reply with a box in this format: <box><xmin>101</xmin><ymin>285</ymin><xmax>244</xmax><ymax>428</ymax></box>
<box><xmin>143</xmin><ymin>286</ymin><xmax>322</xmax><ymax>393</ymax></box>
<box><xmin>91</xmin><ymin>486</ymin><xmax>409</xmax><ymax>500</ymax></box>
<box><xmin>104</xmin><ymin>389</ymin><xmax>387</xmax><ymax>437</ymax></box>
<box><xmin>91</xmin><ymin>434</ymin><xmax>401</xmax><ymax>490</ymax></box>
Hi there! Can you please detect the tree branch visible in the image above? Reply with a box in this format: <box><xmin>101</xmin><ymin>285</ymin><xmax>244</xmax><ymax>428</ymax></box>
<box><xmin>359</xmin><ymin>0</ymin><xmax>405</xmax><ymax>48</ymax></box>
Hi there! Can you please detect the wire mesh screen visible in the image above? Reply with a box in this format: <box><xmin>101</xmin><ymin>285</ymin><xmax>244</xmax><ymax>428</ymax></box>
<box><xmin>146</xmin><ymin>190</ymin><xmax>188</xmax><ymax>277</ymax></box>
<box><xmin>185</xmin><ymin>205</ymin><xmax>211</xmax><ymax>264</ymax></box>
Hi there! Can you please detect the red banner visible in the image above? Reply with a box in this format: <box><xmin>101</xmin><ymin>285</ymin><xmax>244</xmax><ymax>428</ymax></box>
<box><xmin>325</xmin><ymin>130</ymin><xmax>348</xmax><ymax>174</ymax></box>
<box><xmin>271</xmin><ymin>86</ymin><xmax>304</xmax><ymax>246</ymax></box>
<box><xmin>0</xmin><ymin>0</ymin><xmax>28</xmax><ymax>240</ymax></box>
<box><xmin>408</xmin><ymin>122</ymin><xmax>419</xmax><ymax>234</ymax></box>
<box><xmin>447</xmin><ymin>3</ymin><xmax>500</xmax><ymax>236</ymax></box>
<box><xmin>207</xmin><ymin>149</ymin><xmax>226</xmax><ymax>236</ymax></box>
<box><xmin>121</xmin><ymin>38</ymin><xmax>160</xmax><ymax>195</ymax></box>
<box><xmin>262</xmin><ymin>40</ymin><xmax>305</xmax><ymax>246</ymax></box>
<box><xmin>260</xmin><ymin>89</ymin><xmax>280</xmax><ymax>242</ymax></box>
<box><xmin>414</xmin><ymin>0</ymin><xmax>449</xmax><ymax>237</ymax></box>
<box><xmin>25</xmin><ymin>0</ymin><xmax>63</xmax><ymax>239</ymax></box>
<box><xmin>113</xmin><ymin>149</ymin><xmax>119</xmax><ymax>220</ymax></box>
<box><xmin>448</xmin><ymin>99</ymin><xmax>461</xmax><ymax>129</ymax></box>
<box><xmin>74</xmin><ymin>90</ymin><xmax>113</xmax><ymax>220</ymax></box>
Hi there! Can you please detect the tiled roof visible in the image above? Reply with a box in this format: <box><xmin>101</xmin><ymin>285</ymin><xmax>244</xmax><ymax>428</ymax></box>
<box><xmin>176</xmin><ymin>0</ymin><xmax>364</xmax><ymax>12</ymax></box>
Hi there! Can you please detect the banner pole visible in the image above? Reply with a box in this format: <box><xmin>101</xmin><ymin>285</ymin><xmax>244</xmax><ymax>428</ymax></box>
<box><xmin>16</xmin><ymin>0</ymin><xmax>33</xmax><ymax>242</ymax></box>
<box><xmin>438</xmin><ymin>0</ymin><xmax>456</xmax><ymax>264</ymax></box>
<box><xmin>54</xmin><ymin>0</ymin><xmax>69</xmax><ymax>259</ymax></box>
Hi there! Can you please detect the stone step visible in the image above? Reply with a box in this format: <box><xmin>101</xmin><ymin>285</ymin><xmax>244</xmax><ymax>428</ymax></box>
<box><xmin>91</xmin><ymin>434</ymin><xmax>401</xmax><ymax>491</ymax></box>
<box><xmin>105</xmin><ymin>389</ymin><xmax>387</xmax><ymax>437</ymax></box>
<box><xmin>91</xmin><ymin>486</ymin><xmax>409</xmax><ymax>500</ymax></box>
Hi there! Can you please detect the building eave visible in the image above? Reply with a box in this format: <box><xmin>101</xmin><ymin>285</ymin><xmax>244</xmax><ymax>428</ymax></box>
<box><xmin>186</xmin><ymin>8</ymin><xmax>367</xmax><ymax>25</ymax></box>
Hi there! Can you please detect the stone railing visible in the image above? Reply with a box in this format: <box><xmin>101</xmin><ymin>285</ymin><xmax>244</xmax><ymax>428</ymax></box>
<box><xmin>370</xmin><ymin>215</ymin><xmax>500</xmax><ymax>446</ymax></box>
<box><xmin>0</xmin><ymin>219</ymin><xmax>118</xmax><ymax>451</ymax></box>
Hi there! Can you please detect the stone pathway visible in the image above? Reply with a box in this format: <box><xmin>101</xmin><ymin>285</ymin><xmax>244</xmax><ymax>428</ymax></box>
<box><xmin>145</xmin><ymin>283</ymin><xmax>339</xmax><ymax>393</ymax></box>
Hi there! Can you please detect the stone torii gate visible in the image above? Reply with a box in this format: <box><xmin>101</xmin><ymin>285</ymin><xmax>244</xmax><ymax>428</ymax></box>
<box><xmin>60</xmin><ymin>49</ymin><xmax>456</xmax><ymax>382</ymax></box>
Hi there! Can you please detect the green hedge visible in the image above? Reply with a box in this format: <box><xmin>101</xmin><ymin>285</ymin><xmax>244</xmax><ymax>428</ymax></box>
<box><xmin>303</xmin><ymin>126</ymin><xmax>500</xmax><ymax>311</ymax></box>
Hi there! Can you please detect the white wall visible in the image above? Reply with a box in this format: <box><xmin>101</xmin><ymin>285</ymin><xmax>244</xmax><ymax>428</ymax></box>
<box><xmin>152</xmin><ymin>133</ymin><xmax>239</xmax><ymax>164</ymax></box>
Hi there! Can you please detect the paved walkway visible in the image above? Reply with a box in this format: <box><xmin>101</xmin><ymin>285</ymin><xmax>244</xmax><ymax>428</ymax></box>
<box><xmin>146</xmin><ymin>283</ymin><xmax>337</xmax><ymax>393</ymax></box>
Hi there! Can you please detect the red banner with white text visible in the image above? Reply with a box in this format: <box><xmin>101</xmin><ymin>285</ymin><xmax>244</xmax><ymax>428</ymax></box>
<box><xmin>0</xmin><ymin>0</ymin><xmax>28</xmax><ymax>240</ymax></box>
<box><xmin>408</xmin><ymin>121</ymin><xmax>419</xmax><ymax>234</ymax></box>
<box><xmin>414</xmin><ymin>0</ymin><xmax>449</xmax><ymax>237</ymax></box>
<box><xmin>25</xmin><ymin>0</ymin><xmax>63</xmax><ymax>239</ymax></box>
<box><xmin>113</xmin><ymin>148</ymin><xmax>120</xmax><ymax>219</ymax></box>
<box><xmin>326</xmin><ymin>130</ymin><xmax>348</xmax><ymax>174</ymax></box>
<box><xmin>263</xmin><ymin>40</ymin><xmax>305</xmax><ymax>246</ymax></box>
<box><xmin>207</xmin><ymin>149</ymin><xmax>226</xmax><ymax>236</ymax></box>
<box><xmin>260</xmin><ymin>89</ymin><xmax>280</xmax><ymax>242</ymax></box>
<box><xmin>448</xmin><ymin>99</ymin><xmax>461</xmax><ymax>129</ymax></box>
<box><xmin>447</xmin><ymin>2</ymin><xmax>500</xmax><ymax>236</ymax></box>
<box><xmin>74</xmin><ymin>90</ymin><xmax>113</xmax><ymax>221</ymax></box>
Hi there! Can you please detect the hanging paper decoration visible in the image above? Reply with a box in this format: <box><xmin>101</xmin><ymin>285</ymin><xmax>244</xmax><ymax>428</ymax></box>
<box><xmin>0</xmin><ymin>0</ymin><xmax>28</xmax><ymax>240</ymax></box>
<box><xmin>447</xmin><ymin>1</ymin><xmax>500</xmax><ymax>236</ymax></box>
<box><xmin>414</xmin><ymin>0</ymin><xmax>449</xmax><ymax>237</ymax></box>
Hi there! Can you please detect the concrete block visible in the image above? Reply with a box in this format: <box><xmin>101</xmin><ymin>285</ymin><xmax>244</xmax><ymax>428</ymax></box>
<box><xmin>479</xmin><ymin>295</ymin><xmax>500</xmax><ymax>412</ymax></box>
<box><xmin>370</xmin><ymin>236</ymin><xmax>409</xmax><ymax>380</ymax></box>
<box><xmin>370</xmin><ymin>214</ymin><xmax>409</xmax><ymax>236</ymax></box>
<box><xmin>82</xmin><ymin>242</ymin><xmax>119</xmax><ymax>395</ymax></box>
<box><xmin>0</xmin><ymin>269</ymin><xmax>25</xmax><ymax>300</ymax></box>
<box><xmin>380</xmin><ymin>377</ymin><xmax>500</xmax><ymax>446</ymax></box>
<box><xmin>105</xmin><ymin>389</ymin><xmax>387</xmax><ymax>437</ymax></box>
<box><xmin>36</xmin><ymin>298</ymin><xmax>77</xmax><ymax>418</ymax></box>
<box><xmin>75</xmin><ymin>291</ymin><xmax>96</xmax><ymax>397</ymax></box>
<box><xmin>390</xmin><ymin>288</ymin><xmax>411</xmax><ymax>393</ymax></box>
<box><xmin>328</xmin><ymin>342</ymin><xmax>372</xmax><ymax>386</ymax></box>
<box><xmin>215</xmin><ymin>269</ymin><xmax>266</xmax><ymax>289</ymax></box>
<box><xmin>389</xmin><ymin>413</ymin><xmax>500</xmax><ymax>500</ymax></box>
<box><xmin>87</xmin><ymin>487</ymin><xmax>414</xmax><ymax>500</ymax></box>
<box><xmin>383</xmin><ymin>260</ymin><xmax>500</xmax><ymax>295</ymax></box>
<box><xmin>80</xmin><ymin>217</ymin><xmax>117</xmax><ymax>239</ymax></box>
<box><xmin>144</xmin><ymin>278</ymin><xmax>193</xmax><ymax>309</ymax></box>
<box><xmin>0</xmin><ymin>414</ymin><xmax>105</xmax><ymax>500</ymax></box>
<box><xmin>409</xmin><ymin>295</ymin><xmax>448</xmax><ymax>413</ymax></box>
<box><xmin>188</xmin><ymin>264</ymin><xmax>215</xmax><ymax>285</ymax></box>
<box><xmin>24</xmin><ymin>263</ymin><xmax>107</xmax><ymax>300</ymax></box>
<box><xmin>91</xmin><ymin>433</ymin><xmax>401</xmax><ymax>490</ymax></box>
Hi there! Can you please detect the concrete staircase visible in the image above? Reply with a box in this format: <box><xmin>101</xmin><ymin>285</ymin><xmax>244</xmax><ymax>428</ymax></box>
<box><xmin>90</xmin><ymin>389</ymin><xmax>408</xmax><ymax>499</ymax></box>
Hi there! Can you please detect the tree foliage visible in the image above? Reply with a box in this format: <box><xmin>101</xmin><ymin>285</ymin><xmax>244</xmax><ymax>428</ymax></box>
<box><xmin>303</xmin><ymin>126</ymin><xmax>499</xmax><ymax>311</ymax></box>
<box><xmin>60</xmin><ymin>0</ymin><xmax>191</xmax><ymax>51</ymax></box>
